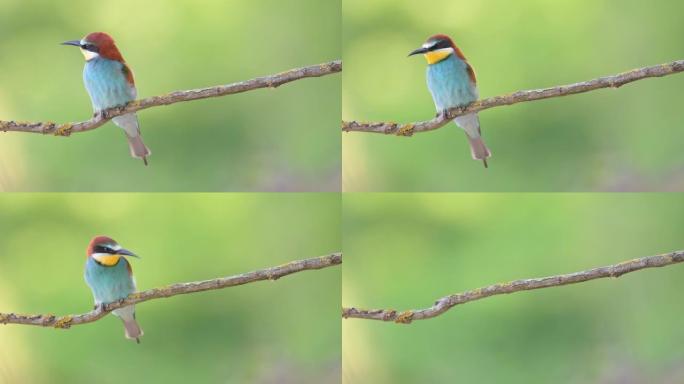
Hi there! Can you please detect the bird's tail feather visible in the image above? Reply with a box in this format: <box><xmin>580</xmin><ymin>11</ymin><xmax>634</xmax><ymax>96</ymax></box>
<box><xmin>126</xmin><ymin>135</ymin><xmax>151</xmax><ymax>166</ymax></box>
<box><xmin>114</xmin><ymin>305</ymin><xmax>143</xmax><ymax>343</ymax></box>
<box><xmin>123</xmin><ymin>318</ymin><xmax>144</xmax><ymax>343</ymax></box>
<box><xmin>454</xmin><ymin>113</ymin><xmax>491</xmax><ymax>168</ymax></box>
<box><xmin>467</xmin><ymin>135</ymin><xmax>491</xmax><ymax>168</ymax></box>
<box><xmin>113</xmin><ymin>113</ymin><xmax>150</xmax><ymax>165</ymax></box>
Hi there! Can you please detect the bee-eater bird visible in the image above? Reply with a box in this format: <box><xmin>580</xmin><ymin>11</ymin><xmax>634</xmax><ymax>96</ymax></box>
<box><xmin>84</xmin><ymin>236</ymin><xmax>143</xmax><ymax>343</ymax></box>
<box><xmin>62</xmin><ymin>32</ymin><xmax>150</xmax><ymax>165</ymax></box>
<box><xmin>409</xmin><ymin>34</ymin><xmax>491</xmax><ymax>167</ymax></box>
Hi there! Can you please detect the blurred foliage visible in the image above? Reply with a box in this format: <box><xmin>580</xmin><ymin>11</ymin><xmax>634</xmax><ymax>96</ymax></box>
<box><xmin>342</xmin><ymin>0</ymin><xmax>684</xmax><ymax>191</ymax></box>
<box><xmin>343</xmin><ymin>193</ymin><xmax>684</xmax><ymax>383</ymax></box>
<box><xmin>0</xmin><ymin>194</ymin><xmax>341</xmax><ymax>384</ymax></box>
<box><xmin>0</xmin><ymin>0</ymin><xmax>340</xmax><ymax>192</ymax></box>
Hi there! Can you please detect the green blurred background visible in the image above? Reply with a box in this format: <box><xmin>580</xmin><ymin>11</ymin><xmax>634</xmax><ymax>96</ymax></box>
<box><xmin>0</xmin><ymin>0</ymin><xmax>340</xmax><ymax>192</ymax></box>
<box><xmin>0</xmin><ymin>194</ymin><xmax>340</xmax><ymax>384</ymax></box>
<box><xmin>343</xmin><ymin>193</ymin><xmax>684</xmax><ymax>383</ymax></box>
<box><xmin>342</xmin><ymin>0</ymin><xmax>684</xmax><ymax>191</ymax></box>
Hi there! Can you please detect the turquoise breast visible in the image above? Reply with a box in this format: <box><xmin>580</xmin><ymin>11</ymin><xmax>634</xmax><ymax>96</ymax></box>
<box><xmin>84</xmin><ymin>257</ymin><xmax>135</xmax><ymax>304</ymax></box>
<box><xmin>83</xmin><ymin>58</ymin><xmax>135</xmax><ymax>110</ymax></box>
<box><xmin>426</xmin><ymin>55</ymin><xmax>478</xmax><ymax>111</ymax></box>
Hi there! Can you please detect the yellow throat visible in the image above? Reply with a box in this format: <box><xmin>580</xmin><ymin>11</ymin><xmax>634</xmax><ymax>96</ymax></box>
<box><xmin>93</xmin><ymin>253</ymin><xmax>121</xmax><ymax>266</ymax></box>
<box><xmin>424</xmin><ymin>49</ymin><xmax>452</xmax><ymax>65</ymax></box>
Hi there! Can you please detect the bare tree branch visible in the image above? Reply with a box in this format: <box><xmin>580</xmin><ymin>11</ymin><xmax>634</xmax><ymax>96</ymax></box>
<box><xmin>342</xmin><ymin>59</ymin><xmax>684</xmax><ymax>136</ymax></box>
<box><xmin>342</xmin><ymin>249</ymin><xmax>683</xmax><ymax>323</ymax></box>
<box><xmin>0</xmin><ymin>252</ymin><xmax>341</xmax><ymax>329</ymax></box>
<box><xmin>0</xmin><ymin>60</ymin><xmax>341</xmax><ymax>136</ymax></box>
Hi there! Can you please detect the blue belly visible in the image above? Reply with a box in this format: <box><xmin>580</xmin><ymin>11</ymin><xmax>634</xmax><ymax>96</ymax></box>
<box><xmin>83</xmin><ymin>58</ymin><xmax>135</xmax><ymax>110</ymax></box>
<box><xmin>426</xmin><ymin>55</ymin><xmax>478</xmax><ymax>111</ymax></box>
<box><xmin>84</xmin><ymin>257</ymin><xmax>135</xmax><ymax>304</ymax></box>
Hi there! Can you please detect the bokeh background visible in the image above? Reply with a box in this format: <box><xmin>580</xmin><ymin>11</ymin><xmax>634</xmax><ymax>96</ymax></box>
<box><xmin>342</xmin><ymin>0</ymin><xmax>684</xmax><ymax>191</ymax></box>
<box><xmin>0</xmin><ymin>194</ymin><xmax>341</xmax><ymax>384</ymax></box>
<box><xmin>0</xmin><ymin>0</ymin><xmax>340</xmax><ymax>191</ymax></box>
<box><xmin>343</xmin><ymin>194</ymin><xmax>684</xmax><ymax>383</ymax></box>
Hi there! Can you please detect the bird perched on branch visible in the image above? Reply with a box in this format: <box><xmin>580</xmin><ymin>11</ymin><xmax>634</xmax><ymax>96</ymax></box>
<box><xmin>62</xmin><ymin>32</ymin><xmax>150</xmax><ymax>165</ymax></box>
<box><xmin>84</xmin><ymin>236</ymin><xmax>143</xmax><ymax>343</ymax></box>
<box><xmin>409</xmin><ymin>34</ymin><xmax>491</xmax><ymax>167</ymax></box>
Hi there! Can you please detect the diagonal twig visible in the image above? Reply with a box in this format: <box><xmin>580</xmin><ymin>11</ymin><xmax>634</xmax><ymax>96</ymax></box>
<box><xmin>0</xmin><ymin>60</ymin><xmax>342</xmax><ymax>136</ymax></box>
<box><xmin>342</xmin><ymin>60</ymin><xmax>684</xmax><ymax>136</ymax></box>
<box><xmin>0</xmin><ymin>252</ymin><xmax>341</xmax><ymax>329</ymax></box>
<box><xmin>342</xmin><ymin>249</ymin><xmax>684</xmax><ymax>323</ymax></box>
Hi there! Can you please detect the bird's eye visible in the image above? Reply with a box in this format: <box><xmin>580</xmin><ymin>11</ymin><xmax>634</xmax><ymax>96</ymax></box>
<box><xmin>96</xmin><ymin>245</ymin><xmax>111</xmax><ymax>253</ymax></box>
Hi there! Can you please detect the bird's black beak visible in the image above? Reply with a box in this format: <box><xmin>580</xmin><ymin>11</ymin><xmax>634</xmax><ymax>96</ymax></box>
<box><xmin>61</xmin><ymin>40</ymin><xmax>81</xmax><ymax>47</ymax></box>
<box><xmin>117</xmin><ymin>248</ymin><xmax>140</xmax><ymax>258</ymax></box>
<box><xmin>408</xmin><ymin>47</ymin><xmax>429</xmax><ymax>57</ymax></box>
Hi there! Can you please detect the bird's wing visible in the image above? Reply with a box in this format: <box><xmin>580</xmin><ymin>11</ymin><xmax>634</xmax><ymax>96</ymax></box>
<box><xmin>465</xmin><ymin>61</ymin><xmax>477</xmax><ymax>84</ymax></box>
<box><xmin>121</xmin><ymin>63</ymin><xmax>137</xmax><ymax>99</ymax></box>
<box><xmin>125</xmin><ymin>260</ymin><xmax>137</xmax><ymax>291</ymax></box>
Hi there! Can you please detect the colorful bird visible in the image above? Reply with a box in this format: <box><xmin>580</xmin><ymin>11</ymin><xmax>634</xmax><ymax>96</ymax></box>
<box><xmin>84</xmin><ymin>235</ymin><xmax>143</xmax><ymax>343</ymax></box>
<box><xmin>62</xmin><ymin>32</ymin><xmax>150</xmax><ymax>165</ymax></box>
<box><xmin>409</xmin><ymin>34</ymin><xmax>491</xmax><ymax>167</ymax></box>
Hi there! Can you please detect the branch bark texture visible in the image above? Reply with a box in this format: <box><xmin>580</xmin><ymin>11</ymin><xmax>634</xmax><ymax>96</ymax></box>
<box><xmin>342</xmin><ymin>59</ymin><xmax>684</xmax><ymax>136</ymax></box>
<box><xmin>342</xmin><ymin>249</ymin><xmax>684</xmax><ymax>323</ymax></box>
<box><xmin>0</xmin><ymin>60</ymin><xmax>341</xmax><ymax>136</ymax></box>
<box><xmin>0</xmin><ymin>252</ymin><xmax>341</xmax><ymax>329</ymax></box>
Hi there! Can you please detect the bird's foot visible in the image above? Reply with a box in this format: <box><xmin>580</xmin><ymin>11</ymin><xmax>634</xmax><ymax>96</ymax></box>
<box><xmin>94</xmin><ymin>110</ymin><xmax>110</xmax><ymax>120</ymax></box>
<box><xmin>94</xmin><ymin>303</ymin><xmax>106</xmax><ymax>312</ymax></box>
<box><xmin>437</xmin><ymin>109</ymin><xmax>450</xmax><ymax>120</ymax></box>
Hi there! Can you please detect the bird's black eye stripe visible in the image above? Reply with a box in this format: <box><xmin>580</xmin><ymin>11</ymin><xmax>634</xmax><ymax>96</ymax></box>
<box><xmin>430</xmin><ymin>40</ymin><xmax>452</xmax><ymax>51</ymax></box>
<box><xmin>95</xmin><ymin>245</ymin><xmax>113</xmax><ymax>253</ymax></box>
<box><xmin>81</xmin><ymin>43</ymin><xmax>97</xmax><ymax>52</ymax></box>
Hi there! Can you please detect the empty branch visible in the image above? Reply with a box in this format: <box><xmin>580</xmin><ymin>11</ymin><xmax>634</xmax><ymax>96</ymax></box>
<box><xmin>0</xmin><ymin>252</ymin><xmax>341</xmax><ymax>329</ymax></box>
<box><xmin>0</xmin><ymin>60</ymin><xmax>342</xmax><ymax>136</ymax></box>
<box><xmin>342</xmin><ymin>59</ymin><xmax>684</xmax><ymax>136</ymax></box>
<box><xmin>342</xmin><ymin>249</ymin><xmax>683</xmax><ymax>323</ymax></box>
